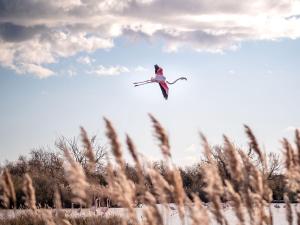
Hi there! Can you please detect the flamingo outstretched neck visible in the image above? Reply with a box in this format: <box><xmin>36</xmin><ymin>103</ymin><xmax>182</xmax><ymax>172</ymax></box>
<box><xmin>166</xmin><ymin>77</ymin><xmax>187</xmax><ymax>85</ymax></box>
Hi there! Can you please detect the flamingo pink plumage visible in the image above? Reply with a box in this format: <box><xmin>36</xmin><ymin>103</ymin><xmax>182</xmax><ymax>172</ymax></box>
<box><xmin>133</xmin><ymin>64</ymin><xmax>187</xmax><ymax>100</ymax></box>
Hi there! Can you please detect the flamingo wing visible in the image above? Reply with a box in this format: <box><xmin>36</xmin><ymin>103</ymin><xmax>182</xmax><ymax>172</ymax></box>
<box><xmin>158</xmin><ymin>81</ymin><xmax>169</xmax><ymax>100</ymax></box>
<box><xmin>154</xmin><ymin>64</ymin><xmax>168</xmax><ymax>99</ymax></box>
<box><xmin>154</xmin><ymin>64</ymin><xmax>164</xmax><ymax>77</ymax></box>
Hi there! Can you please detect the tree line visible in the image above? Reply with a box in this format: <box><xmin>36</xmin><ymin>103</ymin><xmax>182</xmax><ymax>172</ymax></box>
<box><xmin>0</xmin><ymin>134</ymin><xmax>286</xmax><ymax>209</ymax></box>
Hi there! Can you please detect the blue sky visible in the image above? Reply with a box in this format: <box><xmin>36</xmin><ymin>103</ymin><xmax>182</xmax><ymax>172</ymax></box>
<box><xmin>1</xmin><ymin>0</ymin><xmax>300</xmax><ymax>165</ymax></box>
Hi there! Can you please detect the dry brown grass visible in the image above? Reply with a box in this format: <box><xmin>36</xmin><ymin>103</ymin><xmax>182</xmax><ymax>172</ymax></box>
<box><xmin>62</xmin><ymin>145</ymin><xmax>89</xmax><ymax>206</ymax></box>
<box><xmin>80</xmin><ymin>126</ymin><xmax>96</xmax><ymax>172</ymax></box>
<box><xmin>22</xmin><ymin>173</ymin><xmax>36</xmax><ymax>210</ymax></box>
<box><xmin>2</xmin><ymin>115</ymin><xmax>300</xmax><ymax>225</ymax></box>
<box><xmin>0</xmin><ymin>213</ymin><xmax>125</xmax><ymax>225</ymax></box>
<box><xmin>0</xmin><ymin>168</ymin><xmax>16</xmax><ymax>208</ymax></box>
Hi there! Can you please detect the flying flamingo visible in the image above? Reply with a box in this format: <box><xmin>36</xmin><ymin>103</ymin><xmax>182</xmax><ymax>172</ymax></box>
<box><xmin>133</xmin><ymin>64</ymin><xmax>187</xmax><ymax>100</ymax></box>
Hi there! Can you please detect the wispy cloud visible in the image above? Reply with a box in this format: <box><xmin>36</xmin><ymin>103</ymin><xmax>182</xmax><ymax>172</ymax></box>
<box><xmin>66</xmin><ymin>68</ymin><xmax>77</xmax><ymax>77</ymax></box>
<box><xmin>134</xmin><ymin>66</ymin><xmax>148</xmax><ymax>72</ymax></box>
<box><xmin>0</xmin><ymin>0</ymin><xmax>300</xmax><ymax>77</ymax></box>
<box><xmin>228</xmin><ymin>69</ymin><xmax>236</xmax><ymax>75</ymax></box>
<box><xmin>77</xmin><ymin>56</ymin><xmax>95</xmax><ymax>65</ymax></box>
<box><xmin>89</xmin><ymin>65</ymin><xmax>130</xmax><ymax>76</ymax></box>
<box><xmin>284</xmin><ymin>126</ymin><xmax>300</xmax><ymax>132</ymax></box>
<box><xmin>19</xmin><ymin>63</ymin><xmax>54</xmax><ymax>78</ymax></box>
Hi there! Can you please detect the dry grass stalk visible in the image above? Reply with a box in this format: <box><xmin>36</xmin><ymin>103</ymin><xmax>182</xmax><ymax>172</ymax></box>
<box><xmin>203</xmin><ymin>163</ymin><xmax>224</xmax><ymax>198</ymax></box>
<box><xmin>245</xmin><ymin>189</ymin><xmax>256</xmax><ymax>225</ymax></box>
<box><xmin>244</xmin><ymin>125</ymin><xmax>264</xmax><ymax>164</ymax></box>
<box><xmin>282</xmin><ymin>138</ymin><xmax>300</xmax><ymax>193</ymax></box>
<box><xmin>104</xmin><ymin>161</ymin><xmax>129</xmax><ymax>206</ymax></box>
<box><xmin>104</xmin><ymin>118</ymin><xmax>125</xmax><ymax>170</ymax></box>
<box><xmin>80</xmin><ymin>126</ymin><xmax>96</xmax><ymax>172</ymax></box>
<box><xmin>104</xmin><ymin>161</ymin><xmax>116</xmax><ymax>189</ymax></box>
<box><xmin>117</xmin><ymin>173</ymin><xmax>137</xmax><ymax>223</ymax></box>
<box><xmin>203</xmin><ymin>163</ymin><xmax>227</xmax><ymax>225</ymax></box>
<box><xmin>41</xmin><ymin>209</ymin><xmax>56</xmax><ymax>225</ymax></box>
<box><xmin>250</xmin><ymin>168</ymin><xmax>269</xmax><ymax>225</ymax></box>
<box><xmin>212</xmin><ymin>195</ymin><xmax>228</xmax><ymax>225</ymax></box>
<box><xmin>103</xmin><ymin>119</ymin><xmax>138</xmax><ymax>223</ymax></box>
<box><xmin>242</xmin><ymin>153</ymin><xmax>270</xmax><ymax>225</ymax></box>
<box><xmin>148</xmin><ymin>115</ymin><xmax>186</xmax><ymax>221</ymax></box>
<box><xmin>63</xmin><ymin>147</ymin><xmax>89</xmax><ymax>206</ymax></box>
<box><xmin>295</xmin><ymin>129</ymin><xmax>300</xmax><ymax>164</ymax></box>
<box><xmin>147</xmin><ymin>167</ymin><xmax>171</xmax><ymax>205</ymax></box>
<box><xmin>297</xmin><ymin>194</ymin><xmax>300</xmax><ymax>225</ymax></box>
<box><xmin>284</xmin><ymin>193</ymin><xmax>293</xmax><ymax>225</ymax></box>
<box><xmin>223</xmin><ymin>135</ymin><xmax>243</xmax><ymax>182</ymax></box>
<box><xmin>3</xmin><ymin>169</ymin><xmax>16</xmax><ymax>208</ymax></box>
<box><xmin>143</xmin><ymin>191</ymin><xmax>163</xmax><ymax>225</ymax></box>
<box><xmin>242</xmin><ymin>129</ymin><xmax>274</xmax><ymax>224</ymax></box>
<box><xmin>54</xmin><ymin>187</ymin><xmax>62</xmax><ymax>209</ymax></box>
<box><xmin>0</xmin><ymin>168</ymin><xmax>16</xmax><ymax>208</ymax></box>
<box><xmin>283</xmin><ymin>138</ymin><xmax>297</xmax><ymax>169</ymax></box>
<box><xmin>126</xmin><ymin>134</ymin><xmax>145</xmax><ymax>187</ymax></box>
<box><xmin>22</xmin><ymin>173</ymin><xmax>36</xmax><ymax>210</ymax></box>
<box><xmin>268</xmin><ymin>205</ymin><xmax>273</xmax><ymax>225</ymax></box>
<box><xmin>189</xmin><ymin>193</ymin><xmax>210</xmax><ymax>225</ymax></box>
<box><xmin>171</xmin><ymin>167</ymin><xmax>186</xmax><ymax>221</ymax></box>
<box><xmin>297</xmin><ymin>211</ymin><xmax>300</xmax><ymax>225</ymax></box>
<box><xmin>57</xmin><ymin>219</ymin><xmax>72</xmax><ymax>225</ymax></box>
<box><xmin>149</xmin><ymin>114</ymin><xmax>171</xmax><ymax>159</ymax></box>
<box><xmin>225</xmin><ymin>181</ymin><xmax>245</xmax><ymax>225</ymax></box>
<box><xmin>0</xmin><ymin>179</ymin><xmax>9</xmax><ymax>209</ymax></box>
<box><xmin>143</xmin><ymin>207</ymin><xmax>156</xmax><ymax>225</ymax></box>
<box><xmin>200</xmin><ymin>133</ymin><xmax>213</xmax><ymax>163</ymax></box>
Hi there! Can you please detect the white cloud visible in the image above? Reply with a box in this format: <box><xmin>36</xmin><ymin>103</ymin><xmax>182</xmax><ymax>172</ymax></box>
<box><xmin>77</xmin><ymin>56</ymin><xmax>95</xmax><ymax>65</ymax></box>
<box><xmin>284</xmin><ymin>126</ymin><xmax>300</xmax><ymax>132</ymax></box>
<box><xmin>89</xmin><ymin>65</ymin><xmax>130</xmax><ymax>76</ymax></box>
<box><xmin>228</xmin><ymin>69</ymin><xmax>236</xmax><ymax>75</ymax></box>
<box><xmin>19</xmin><ymin>63</ymin><xmax>54</xmax><ymax>78</ymax></box>
<box><xmin>67</xmin><ymin>68</ymin><xmax>77</xmax><ymax>77</ymax></box>
<box><xmin>134</xmin><ymin>66</ymin><xmax>148</xmax><ymax>72</ymax></box>
<box><xmin>0</xmin><ymin>32</ymin><xmax>113</xmax><ymax>77</ymax></box>
<box><xmin>0</xmin><ymin>0</ymin><xmax>300</xmax><ymax>77</ymax></box>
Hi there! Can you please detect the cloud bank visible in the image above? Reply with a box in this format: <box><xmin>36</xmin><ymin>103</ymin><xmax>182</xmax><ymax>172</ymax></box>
<box><xmin>0</xmin><ymin>0</ymin><xmax>300</xmax><ymax>77</ymax></box>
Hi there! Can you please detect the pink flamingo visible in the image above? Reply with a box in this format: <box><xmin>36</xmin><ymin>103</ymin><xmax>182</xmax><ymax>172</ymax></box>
<box><xmin>133</xmin><ymin>64</ymin><xmax>187</xmax><ymax>100</ymax></box>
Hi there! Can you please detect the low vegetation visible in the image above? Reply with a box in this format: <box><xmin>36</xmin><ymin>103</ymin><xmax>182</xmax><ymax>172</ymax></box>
<box><xmin>0</xmin><ymin>114</ymin><xmax>299</xmax><ymax>225</ymax></box>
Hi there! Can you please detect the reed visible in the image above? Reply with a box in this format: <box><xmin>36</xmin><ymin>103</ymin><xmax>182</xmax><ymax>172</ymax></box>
<box><xmin>63</xmin><ymin>145</ymin><xmax>89</xmax><ymax>206</ymax></box>
<box><xmin>0</xmin><ymin>168</ymin><xmax>16</xmax><ymax>208</ymax></box>
<box><xmin>80</xmin><ymin>126</ymin><xmax>96</xmax><ymax>172</ymax></box>
<box><xmin>22</xmin><ymin>173</ymin><xmax>36</xmax><ymax>210</ymax></box>
<box><xmin>2</xmin><ymin>117</ymin><xmax>300</xmax><ymax>225</ymax></box>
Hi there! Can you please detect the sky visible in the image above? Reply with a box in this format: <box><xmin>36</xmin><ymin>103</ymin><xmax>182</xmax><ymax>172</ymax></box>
<box><xmin>1</xmin><ymin>0</ymin><xmax>300</xmax><ymax>166</ymax></box>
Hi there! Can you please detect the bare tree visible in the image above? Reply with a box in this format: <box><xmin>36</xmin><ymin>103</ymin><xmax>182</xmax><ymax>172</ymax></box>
<box><xmin>265</xmin><ymin>152</ymin><xmax>282</xmax><ymax>180</ymax></box>
<box><xmin>55</xmin><ymin>134</ymin><xmax>107</xmax><ymax>173</ymax></box>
